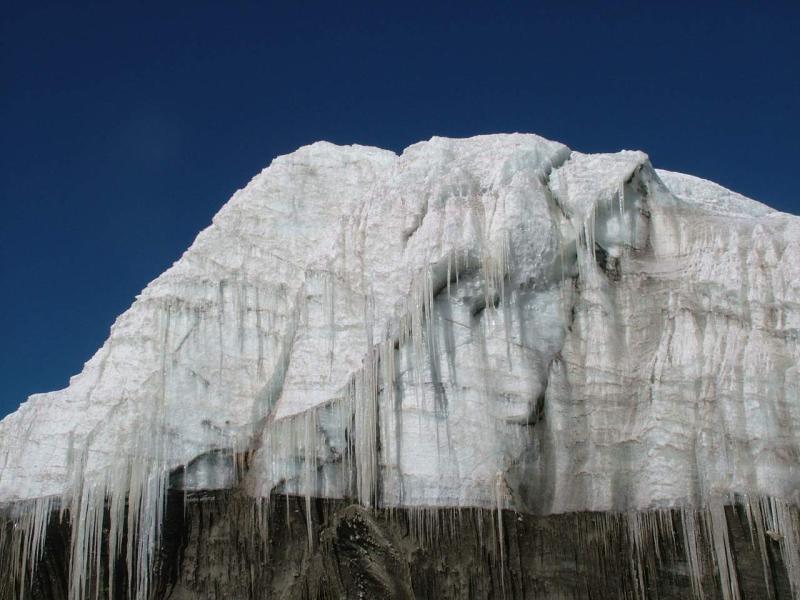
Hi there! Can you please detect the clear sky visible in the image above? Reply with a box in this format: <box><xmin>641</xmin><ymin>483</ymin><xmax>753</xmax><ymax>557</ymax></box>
<box><xmin>1</xmin><ymin>1</ymin><xmax>798</xmax><ymax>418</ymax></box>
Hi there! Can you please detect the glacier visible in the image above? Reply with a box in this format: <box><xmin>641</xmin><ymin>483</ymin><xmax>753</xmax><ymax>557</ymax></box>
<box><xmin>1</xmin><ymin>133</ymin><xmax>799</xmax><ymax>599</ymax></box>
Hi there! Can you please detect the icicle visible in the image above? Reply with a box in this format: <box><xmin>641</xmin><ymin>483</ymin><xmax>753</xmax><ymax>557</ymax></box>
<box><xmin>354</xmin><ymin>345</ymin><xmax>380</xmax><ymax>507</ymax></box>
<box><xmin>626</xmin><ymin>511</ymin><xmax>647</xmax><ymax>600</ymax></box>
<box><xmin>494</xmin><ymin>472</ymin><xmax>506</xmax><ymax>596</ymax></box>
<box><xmin>744</xmin><ymin>495</ymin><xmax>774</xmax><ymax>598</ymax></box>
<box><xmin>3</xmin><ymin>496</ymin><xmax>58</xmax><ymax>599</ymax></box>
<box><xmin>706</xmin><ymin>499</ymin><xmax>740</xmax><ymax>600</ymax></box>
<box><xmin>446</xmin><ymin>252</ymin><xmax>452</xmax><ymax>299</ymax></box>
<box><xmin>303</xmin><ymin>410</ymin><xmax>318</xmax><ymax>550</ymax></box>
<box><xmin>762</xmin><ymin>496</ymin><xmax>800</xmax><ymax>597</ymax></box>
<box><xmin>681</xmin><ymin>506</ymin><xmax>705</xmax><ymax>600</ymax></box>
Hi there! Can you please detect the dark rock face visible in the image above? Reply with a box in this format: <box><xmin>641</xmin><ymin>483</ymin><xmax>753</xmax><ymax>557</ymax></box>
<box><xmin>6</xmin><ymin>492</ymin><xmax>795</xmax><ymax>599</ymax></box>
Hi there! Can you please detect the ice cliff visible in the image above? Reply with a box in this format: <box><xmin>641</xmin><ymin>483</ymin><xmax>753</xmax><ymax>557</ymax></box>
<box><xmin>1</xmin><ymin>134</ymin><xmax>799</xmax><ymax>599</ymax></box>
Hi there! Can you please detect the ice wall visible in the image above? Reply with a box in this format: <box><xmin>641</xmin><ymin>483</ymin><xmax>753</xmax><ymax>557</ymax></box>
<box><xmin>1</xmin><ymin>134</ymin><xmax>799</xmax><ymax>599</ymax></box>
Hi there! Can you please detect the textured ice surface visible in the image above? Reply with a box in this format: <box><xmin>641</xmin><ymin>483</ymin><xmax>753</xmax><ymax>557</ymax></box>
<box><xmin>1</xmin><ymin>134</ymin><xmax>799</xmax><ymax>599</ymax></box>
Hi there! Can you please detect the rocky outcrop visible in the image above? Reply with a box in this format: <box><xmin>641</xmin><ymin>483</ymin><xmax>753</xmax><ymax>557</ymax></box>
<box><xmin>11</xmin><ymin>493</ymin><xmax>798</xmax><ymax>599</ymax></box>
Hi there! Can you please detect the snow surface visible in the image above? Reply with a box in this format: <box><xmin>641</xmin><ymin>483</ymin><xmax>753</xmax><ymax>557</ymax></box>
<box><xmin>1</xmin><ymin>133</ymin><xmax>799</xmax><ymax>599</ymax></box>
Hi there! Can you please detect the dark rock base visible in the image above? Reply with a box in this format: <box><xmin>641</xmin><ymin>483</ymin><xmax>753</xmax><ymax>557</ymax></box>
<box><xmin>5</xmin><ymin>491</ymin><xmax>795</xmax><ymax>599</ymax></box>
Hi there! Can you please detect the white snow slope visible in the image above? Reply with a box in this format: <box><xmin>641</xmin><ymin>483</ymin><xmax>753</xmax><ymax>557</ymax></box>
<box><xmin>1</xmin><ymin>134</ymin><xmax>799</xmax><ymax>599</ymax></box>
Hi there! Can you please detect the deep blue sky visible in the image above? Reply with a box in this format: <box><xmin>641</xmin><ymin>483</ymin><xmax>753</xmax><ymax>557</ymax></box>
<box><xmin>1</xmin><ymin>2</ymin><xmax>798</xmax><ymax>418</ymax></box>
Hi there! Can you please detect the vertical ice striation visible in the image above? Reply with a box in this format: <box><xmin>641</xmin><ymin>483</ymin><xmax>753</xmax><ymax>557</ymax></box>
<box><xmin>0</xmin><ymin>134</ymin><xmax>799</xmax><ymax>599</ymax></box>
